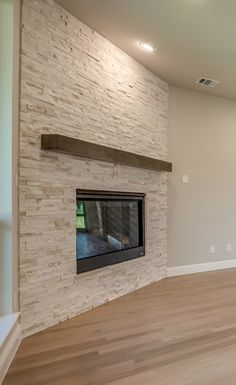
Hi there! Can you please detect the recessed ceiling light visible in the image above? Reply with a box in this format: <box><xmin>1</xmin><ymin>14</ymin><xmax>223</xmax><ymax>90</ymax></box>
<box><xmin>140</xmin><ymin>41</ymin><xmax>157</xmax><ymax>52</ymax></box>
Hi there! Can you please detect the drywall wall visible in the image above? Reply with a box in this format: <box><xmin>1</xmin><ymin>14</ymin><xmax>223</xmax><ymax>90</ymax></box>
<box><xmin>0</xmin><ymin>0</ymin><xmax>13</xmax><ymax>316</ymax></box>
<box><xmin>168</xmin><ymin>86</ymin><xmax>236</xmax><ymax>267</ymax></box>
<box><xmin>19</xmin><ymin>0</ymin><xmax>169</xmax><ymax>336</ymax></box>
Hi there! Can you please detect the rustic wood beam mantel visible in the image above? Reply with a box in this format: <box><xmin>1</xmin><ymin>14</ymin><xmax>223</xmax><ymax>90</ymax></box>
<box><xmin>41</xmin><ymin>134</ymin><xmax>172</xmax><ymax>172</ymax></box>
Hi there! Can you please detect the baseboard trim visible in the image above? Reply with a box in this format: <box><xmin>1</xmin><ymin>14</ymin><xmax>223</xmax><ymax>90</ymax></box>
<box><xmin>0</xmin><ymin>319</ymin><xmax>21</xmax><ymax>384</ymax></box>
<box><xmin>168</xmin><ymin>259</ymin><xmax>236</xmax><ymax>277</ymax></box>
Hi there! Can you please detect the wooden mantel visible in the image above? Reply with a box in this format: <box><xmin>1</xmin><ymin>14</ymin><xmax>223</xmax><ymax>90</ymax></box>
<box><xmin>41</xmin><ymin>134</ymin><xmax>172</xmax><ymax>172</ymax></box>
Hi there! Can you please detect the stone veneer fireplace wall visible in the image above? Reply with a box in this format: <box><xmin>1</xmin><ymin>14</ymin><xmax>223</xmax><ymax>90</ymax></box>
<box><xmin>19</xmin><ymin>0</ymin><xmax>169</xmax><ymax>336</ymax></box>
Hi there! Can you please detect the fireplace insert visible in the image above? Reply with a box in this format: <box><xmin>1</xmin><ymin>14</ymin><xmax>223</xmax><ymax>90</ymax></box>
<box><xmin>76</xmin><ymin>190</ymin><xmax>145</xmax><ymax>273</ymax></box>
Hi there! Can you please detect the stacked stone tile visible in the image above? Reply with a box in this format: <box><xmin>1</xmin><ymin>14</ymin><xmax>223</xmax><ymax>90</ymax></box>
<box><xmin>19</xmin><ymin>0</ymin><xmax>169</xmax><ymax>336</ymax></box>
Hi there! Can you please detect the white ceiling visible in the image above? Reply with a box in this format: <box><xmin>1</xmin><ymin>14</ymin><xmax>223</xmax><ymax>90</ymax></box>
<box><xmin>56</xmin><ymin>0</ymin><xmax>236</xmax><ymax>100</ymax></box>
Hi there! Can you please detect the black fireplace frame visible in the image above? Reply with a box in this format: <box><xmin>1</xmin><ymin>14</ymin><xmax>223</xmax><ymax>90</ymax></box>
<box><xmin>76</xmin><ymin>190</ymin><xmax>145</xmax><ymax>274</ymax></box>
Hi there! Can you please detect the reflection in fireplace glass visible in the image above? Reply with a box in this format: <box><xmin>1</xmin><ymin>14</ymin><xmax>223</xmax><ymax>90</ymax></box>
<box><xmin>76</xmin><ymin>199</ymin><xmax>141</xmax><ymax>260</ymax></box>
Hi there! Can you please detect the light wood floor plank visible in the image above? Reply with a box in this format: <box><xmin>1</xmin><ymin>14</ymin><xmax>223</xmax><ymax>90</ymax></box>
<box><xmin>4</xmin><ymin>269</ymin><xmax>236</xmax><ymax>385</ymax></box>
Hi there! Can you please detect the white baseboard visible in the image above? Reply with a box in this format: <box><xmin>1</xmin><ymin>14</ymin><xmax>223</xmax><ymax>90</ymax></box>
<box><xmin>168</xmin><ymin>259</ymin><xmax>236</xmax><ymax>277</ymax></box>
<box><xmin>0</xmin><ymin>317</ymin><xmax>21</xmax><ymax>384</ymax></box>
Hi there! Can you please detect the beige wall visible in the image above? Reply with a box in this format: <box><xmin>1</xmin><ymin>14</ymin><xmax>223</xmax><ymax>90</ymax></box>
<box><xmin>0</xmin><ymin>0</ymin><xmax>13</xmax><ymax>316</ymax></box>
<box><xmin>168</xmin><ymin>86</ymin><xmax>236</xmax><ymax>267</ymax></box>
<box><xmin>12</xmin><ymin>0</ymin><xmax>21</xmax><ymax>313</ymax></box>
<box><xmin>0</xmin><ymin>0</ymin><xmax>20</xmax><ymax>317</ymax></box>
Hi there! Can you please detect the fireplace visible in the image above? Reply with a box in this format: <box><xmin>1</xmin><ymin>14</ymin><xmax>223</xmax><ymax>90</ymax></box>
<box><xmin>76</xmin><ymin>190</ymin><xmax>145</xmax><ymax>273</ymax></box>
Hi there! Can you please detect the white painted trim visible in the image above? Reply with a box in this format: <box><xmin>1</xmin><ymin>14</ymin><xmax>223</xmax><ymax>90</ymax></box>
<box><xmin>168</xmin><ymin>259</ymin><xmax>236</xmax><ymax>277</ymax></box>
<box><xmin>0</xmin><ymin>316</ymin><xmax>21</xmax><ymax>384</ymax></box>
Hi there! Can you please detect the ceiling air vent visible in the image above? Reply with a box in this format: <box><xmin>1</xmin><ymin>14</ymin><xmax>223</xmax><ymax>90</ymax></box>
<box><xmin>196</xmin><ymin>78</ymin><xmax>220</xmax><ymax>88</ymax></box>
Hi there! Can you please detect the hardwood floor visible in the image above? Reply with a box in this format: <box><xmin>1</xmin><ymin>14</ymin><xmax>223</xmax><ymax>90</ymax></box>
<box><xmin>4</xmin><ymin>269</ymin><xmax>236</xmax><ymax>385</ymax></box>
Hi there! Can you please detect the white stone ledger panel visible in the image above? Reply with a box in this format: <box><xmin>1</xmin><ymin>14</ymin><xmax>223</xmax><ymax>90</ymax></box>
<box><xmin>19</xmin><ymin>0</ymin><xmax>169</xmax><ymax>336</ymax></box>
